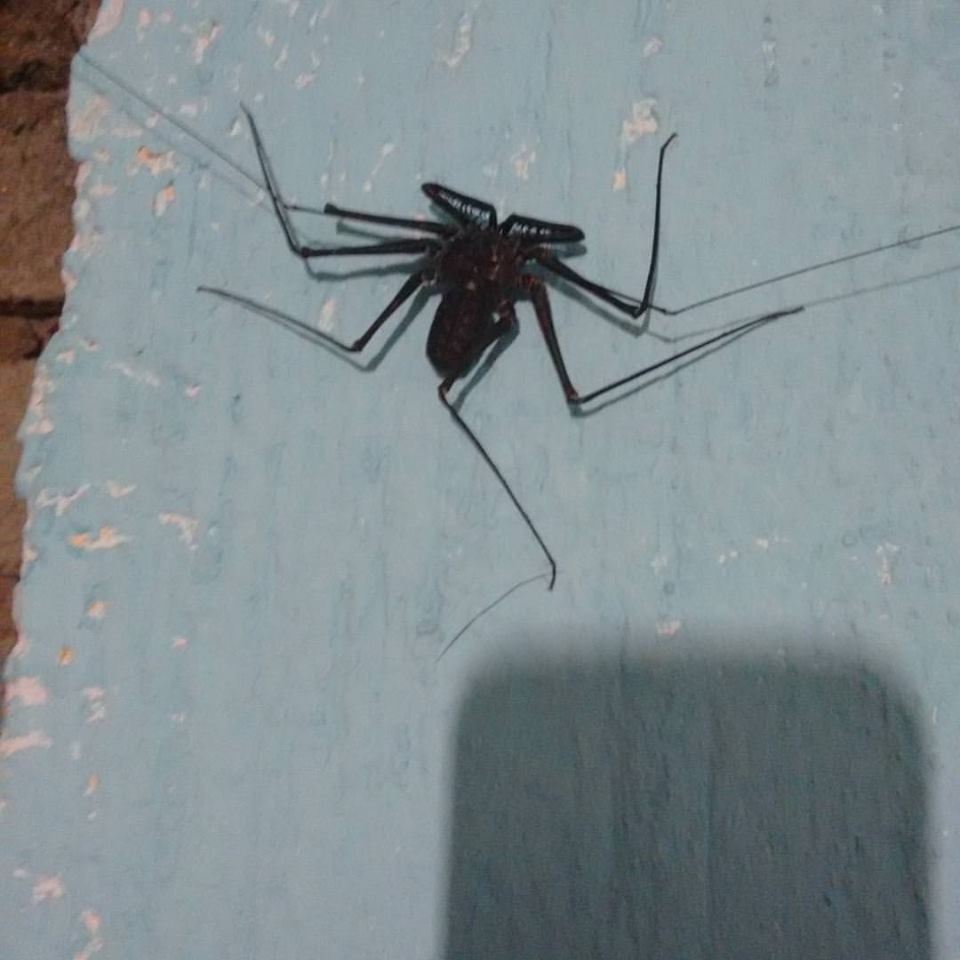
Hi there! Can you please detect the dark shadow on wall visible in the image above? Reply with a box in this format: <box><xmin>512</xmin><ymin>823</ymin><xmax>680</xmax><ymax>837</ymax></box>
<box><xmin>443</xmin><ymin>647</ymin><xmax>928</xmax><ymax>960</ymax></box>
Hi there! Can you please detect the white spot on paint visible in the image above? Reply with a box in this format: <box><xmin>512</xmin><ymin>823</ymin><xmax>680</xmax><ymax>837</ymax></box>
<box><xmin>11</xmin><ymin>636</ymin><xmax>31</xmax><ymax>659</ymax></box>
<box><xmin>4</xmin><ymin>678</ymin><xmax>49</xmax><ymax>708</ymax></box>
<box><xmin>86</xmin><ymin>601</ymin><xmax>108</xmax><ymax>619</ymax></box>
<box><xmin>642</xmin><ymin>37</ymin><xmax>663</xmax><ymax>57</ymax></box>
<box><xmin>650</xmin><ymin>554</ymin><xmax>668</xmax><ymax>574</ymax></box>
<box><xmin>153</xmin><ymin>184</ymin><xmax>177</xmax><ymax>217</ymax></box>
<box><xmin>362</xmin><ymin>142</ymin><xmax>396</xmax><ymax>192</ymax></box>
<box><xmin>172</xmin><ymin>636</ymin><xmax>188</xmax><ymax>649</ymax></box>
<box><xmin>258</xmin><ymin>27</ymin><xmax>276</xmax><ymax>47</ymax></box>
<box><xmin>83</xmin><ymin>688</ymin><xmax>106</xmax><ymax>724</ymax></box>
<box><xmin>0</xmin><ymin>730</ymin><xmax>53</xmax><ymax>758</ymax></box>
<box><xmin>108</xmin><ymin>361</ymin><xmax>161</xmax><ymax>386</ymax></box>
<box><xmin>136</xmin><ymin>8</ymin><xmax>152</xmax><ymax>37</ymax></box>
<box><xmin>612</xmin><ymin>168</ymin><xmax>627</xmax><ymax>191</ymax></box>
<box><xmin>159</xmin><ymin>513</ymin><xmax>200</xmax><ymax>549</ymax></box>
<box><xmin>35</xmin><ymin>484</ymin><xmax>90</xmax><ymax>517</ymax></box>
<box><xmin>876</xmin><ymin>542</ymin><xmax>900</xmax><ymax>586</ymax></box>
<box><xmin>56</xmin><ymin>349</ymin><xmax>76</xmax><ymax>365</ymax></box>
<box><xmin>274</xmin><ymin>44</ymin><xmax>289</xmax><ymax>70</ymax></box>
<box><xmin>84</xmin><ymin>775</ymin><xmax>100</xmax><ymax>797</ymax></box>
<box><xmin>441</xmin><ymin>12</ymin><xmax>473</xmax><ymax>68</ymax></box>
<box><xmin>510</xmin><ymin>143</ymin><xmax>536</xmax><ymax>180</ymax></box>
<box><xmin>656</xmin><ymin>618</ymin><xmax>682</xmax><ymax>637</ymax></box>
<box><xmin>32</xmin><ymin>874</ymin><xmax>65</xmax><ymax>904</ymax></box>
<box><xmin>717</xmin><ymin>549</ymin><xmax>739</xmax><ymax>565</ymax></box>
<box><xmin>192</xmin><ymin>22</ymin><xmax>222</xmax><ymax>63</ymax></box>
<box><xmin>171</xmin><ymin>712</ymin><xmax>187</xmax><ymax>724</ymax></box>
<box><xmin>132</xmin><ymin>146</ymin><xmax>178</xmax><ymax>176</ymax></box>
<box><xmin>621</xmin><ymin>100</ymin><xmax>658</xmax><ymax>145</ymax></box>
<box><xmin>178</xmin><ymin>103</ymin><xmax>200</xmax><ymax>120</ymax></box>
<box><xmin>69</xmin><ymin>527</ymin><xmax>130</xmax><ymax>551</ymax></box>
<box><xmin>295</xmin><ymin>72</ymin><xmax>317</xmax><ymax>90</ymax></box>
<box><xmin>105</xmin><ymin>481</ymin><xmax>136</xmax><ymax>499</ymax></box>
<box><xmin>88</xmin><ymin>182</ymin><xmax>116</xmax><ymax>199</ymax></box>
<box><xmin>76</xmin><ymin>907</ymin><xmax>105</xmax><ymax>960</ymax></box>
<box><xmin>184</xmin><ymin>384</ymin><xmax>202</xmax><ymax>399</ymax></box>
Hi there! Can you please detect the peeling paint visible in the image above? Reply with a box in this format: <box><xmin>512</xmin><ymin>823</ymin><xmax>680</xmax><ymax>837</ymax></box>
<box><xmin>0</xmin><ymin>730</ymin><xmax>53</xmax><ymax>758</ymax></box>
<box><xmin>70</xmin><ymin>95</ymin><xmax>111</xmax><ymax>141</ymax></box>
<box><xmin>35</xmin><ymin>484</ymin><xmax>91</xmax><ymax>517</ymax></box>
<box><xmin>83</xmin><ymin>688</ymin><xmax>107</xmax><ymax>724</ymax></box>
<box><xmin>84</xmin><ymin>775</ymin><xmax>100</xmax><ymax>797</ymax></box>
<box><xmin>24</xmin><ymin>366</ymin><xmax>55</xmax><ymax>436</ymax></box>
<box><xmin>192</xmin><ymin>21</ymin><xmax>223</xmax><ymax>63</ymax></box>
<box><xmin>159</xmin><ymin>512</ymin><xmax>200</xmax><ymax>549</ymax></box>
<box><xmin>132</xmin><ymin>146</ymin><xmax>178</xmax><ymax>176</ymax></box>
<box><xmin>655</xmin><ymin>618</ymin><xmax>682</xmax><ymax>637</ymax></box>
<box><xmin>621</xmin><ymin>100</ymin><xmax>658</xmax><ymax>145</ymax></box>
<box><xmin>108</xmin><ymin>361</ymin><xmax>161</xmax><ymax>387</ymax></box>
<box><xmin>4</xmin><ymin>677</ymin><xmax>49</xmax><ymax>708</ymax></box>
<box><xmin>510</xmin><ymin>143</ymin><xmax>536</xmax><ymax>180</ymax></box>
<box><xmin>86</xmin><ymin>601</ymin><xmax>109</xmax><ymax>619</ymax></box>
<box><xmin>876</xmin><ymin>542</ymin><xmax>901</xmax><ymax>585</ymax></box>
<box><xmin>153</xmin><ymin>184</ymin><xmax>177</xmax><ymax>217</ymax></box>
<box><xmin>69</xmin><ymin>527</ymin><xmax>130</xmax><ymax>551</ymax></box>
<box><xmin>58</xmin><ymin>646</ymin><xmax>74</xmax><ymax>666</ymax></box>
<box><xmin>105</xmin><ymin>481</ymin><xmax>137</xmax><ymax>498</ymax></box>
<box><xmin>31</xmin><ymin>874</ymin><xmax>65</xmax><ymax>904</ymax></box>
<box><xmin>441</xmin><ymin>12</ymin><xmax>473</xmax><ymax>69</ymax></box>
<box><xmin>172</xmin><ymin>636</ymin><xmax>189</xmax><ymax>649</ymax></box>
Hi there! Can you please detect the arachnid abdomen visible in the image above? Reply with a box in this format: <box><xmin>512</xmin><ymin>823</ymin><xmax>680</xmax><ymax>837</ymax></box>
<box><xmin>426</xmin><ymin>288</ymin><xmax>498</xmax><ymax>378</ymax></box>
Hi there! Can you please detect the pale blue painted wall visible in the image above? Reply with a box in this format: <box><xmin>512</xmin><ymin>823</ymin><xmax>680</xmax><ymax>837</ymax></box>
<box><xmin>3</xmin><ymin>1</ymin><xmax>959</xmax><ymax>957</ymax></box>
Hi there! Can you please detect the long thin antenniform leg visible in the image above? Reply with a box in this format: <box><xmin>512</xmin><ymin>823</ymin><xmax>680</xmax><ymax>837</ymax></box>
<box><xmin>528</xmin><ymin>132</ymin><xmax>676</xmax><ymax>320</ymax></box>
<box><xmin>199</xmin><ymin>271</ymin><xmax>428</xmax><ymax>353</ymax></box>
<box><xmin>242</xmin><ymin>106</ymin><xmax>443</xmax><ymax>259</ymax></box>
<box><xmin>570</xmin><ymin>308</ymin><xmax>802</xmax><ymax>406</ymax></box>
<box><xmin>439</xmin><ymin>371</ymin><xmax>557</xmax><ymax>590</ymax></box>
<box><xmin>317</xmin><ymin>202</ymin><xmax>454</xmax><ymax>237</ymax></box>
<box><xmin>524</xmin><ymin>274</ymin><xmax>802</xmax><ymax>405</ymax></box>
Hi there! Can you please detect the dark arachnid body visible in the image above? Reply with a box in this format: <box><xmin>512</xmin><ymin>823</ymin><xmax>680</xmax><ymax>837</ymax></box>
<box><xmin>200</xmin><ymin>110</ymin><xmax>795</xmax><ymax>588</ymax></box>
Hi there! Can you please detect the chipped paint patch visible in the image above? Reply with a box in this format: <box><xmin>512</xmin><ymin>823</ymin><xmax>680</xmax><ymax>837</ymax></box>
<box><xmin>153</xmin><ymin>184</ymin><xmax>177</xmax><ymax>217</ymax></box>
<box><xmin>172</xmin><ymin>636</ymin><xmax>189</xmax><ymax>649</ymax></box>
<box><xmin>4</xmin><ymin>677</ymin><xmax>49</xmax><ymax>708</ymax></box>
<box><xmin>717</xmin><ymin>549</ymin><xmax>739</xmax><ymax>564</ymax></box>
<box><xmin>70</xmin><ymin>527</ymin><xmax>130</xmax><ymax>551</ymax></box>
<box><xmin>612</xmin><ymin>167</ymin><xmax>627</xmax><ymax>191</ymax></box>
<box><xmin>105</xmin><ymin>481</ymin><xmax>136</xmax><ymax>499</ymax></box>
<box><xmin>621</xmin><ymin>100</ymin><xmax>658</xmax><ymax>145</ymax></box>
<box><xmin>510</xmin><ymin>143</ymin><xmax>537</xmax><ymax>180</ymax></box>
<box><xmin>35</xmin><ymin>484</ymin><xmax>90</xmax><ymax>517</ymax></box>
<box><xmin>71</xmin><ymin>95</ymin><xmax>111</xmax><ymax>141</ymax></box>
<box><xmin>160</xmin><ymin>513</ymin><xmax>200</xmax><ymax>549</ymax></box>
<box><xmin>656</xmin><ymin>618</ymin><xmax>682</xmax><ymax>637</ymax></box>
<box><xmin>316</xmin><ymin>298</ymin><xmax>337</xmax><ymax>333</ymax></box>
<box><xmin>362</xmin><ymin>142</ymin><xmax>396</xmax><ymax>193</ymax></box>
<box><xmin>441</xmin><ymin>12</ymin><xmax>473</xmax><ymax>68</ymax></box>
<box><xmin>58</xmin><ymin>646</ymin><xmax>74</xmax><ymax>665</ymax></box>
<box><xmin>192</xmin><ymin>21</ymin><xmax>223</xmax><ymax>63</ymax></box>
<box><xmin>132</xmin><ymin>146</ymin><xmax>178</xmax><ymax>176</ymax></box>
<box><xmin>184</xmin><ymin>384</ymin><xmax>202</xmax><ymax>399</ymax></box>
<box><xmin>24</xmin><ymin>366</ymin><xmax>55</xmax><ymax>436</ymax></box>
<box><xmin>86</xmin><ymin>600</ymin><xmax>108</xmax><ymax>619</ymax></box>
<box><xmin>650</xmin><ymin>554</ymin><xmax>668</xmax><ymax>574</ymax></box>
<box><xmin>295</xmin><ymin>72</ymin><xmax>317</xmax><ymax>90</ymax></box>
<box><xmin>0</xmin><ymin>730</ymin><xmax>53</xmax><ymax>758</ymax></box>
<box><xmin>84</xmin><ymin>775</ymin><xmax>100</xmax><ymax>797</ymax></box>
<box><xmin>32</xmin><ymin>874</ymin><xmax>65</xmax><ymax>904</ymax></box>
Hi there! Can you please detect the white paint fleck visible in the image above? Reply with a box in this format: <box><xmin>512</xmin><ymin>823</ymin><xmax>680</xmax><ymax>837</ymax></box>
<box><xmin>0</xmin><ymin>730</ymin><xmax>53</xmax><ymax>758</ymax></box>
<box><xmin>83</xmin><ymin>688</ymin><xmax>106</xmax><ymax>724</ymax></box>
<box><xmin>84</xmin><ymin>775</ymin><xmax>100</xmax><ymax>797</ymax></box>
<box><xmin>621</xmin><ymin>100</ymin><xmax>658</xmax><ymax>145</ymax></box>
<box><xmin>4</xmin><ymin>677</ymin><xmax>49</xmax><ymax>708</ymax></box>
<box><xmin>171</xmin><ymin>712</ymin><xmax>188</xmax><ymax>724</ymax></box>
<box><xmin>612</xmin><ymin>168</ymin><xmax>627</xmax><ymax>191</ymax></box>
<box><xmin>132</xmin><ymin>146</ymin><xmax>178</xmax><ymax>176</ymax></box>
<box><xmin>105</xmin><ymin>481</ymin><xmax>136</xmax><ymax>499</ymax></box>
<box><xmin>86</xmin><ymin>601</ymin><xmax>108</xmax><ymax>619</ymax></box>
<box><xmin>510</xmin><ymin>143</ymin><xmax>537</xmax><ymax>180</ymax></box>
<box><xmin>184</xmin><ymin>384</ymin><xmax>202</xmax><ymax>399</ymax></box>
<box><xmin>362</xmin><ymin>142</ymin><xmax>396</xmax><ymax>192</ymax></box>
<box><xmin>717</xmin><ymin>549</ymin><xmax>739</xmax><ymax>565</ymax></box>
<box><xmin>69</xmin><ymin>527</ymin><xmax>130</xmax><ymax>551</ymax></box>
<box><xmin>109</xmin><ymin>361</ymin><xmax>161</xmax><ymax>387</ymax></box>
<box><xmin>274</xmin><ymin>44</ymin><xmax>289</xmax><ymax>70</ymax></box>
<box><xmin>258</xmin><ymin>27</ymin><xmax>276</xmax><ymax>47</ymax></box>
<box><xmin>32</xmin><ymin>874</ymin><xmax>65</xmax><ymax>904</ymax></box>
<box><xmin>56</xmin><ymin>349</ymin><xmax>76</xmax><ymax>365</ymax></box>
<box><xmin>160</xmin><ymin>513</ymin><xmax>200</xmax><ymax>549</ymax></box>
<box><xmin>172</xmin><ymin>636</ymin><xmax>189</xmax><ymax>649</ymax></box>
<box><xmin>441</xmin><ymin>12</ymin><xmax>473</xmax><ymax>69</ymax></box>
<box><xmin>650</xmin><ymin>554</ymin><xmax>668</xmax><ymax>574</ymax></box>
<box><xmin>153</xmin><ymin>184</ymin><xmax>177</xmax><ymax>217</ymax></box>
<box><xmin>876</xmin><ymin>542</ymin><xmax>900</xmax><ymax>586</ymax></box>
<box><xmin>35</xmin><ymin>484</ymin><xmax>90</xmax><ymax>517</ymax></box>
<box><xmin>10</xmin><ymin>635</ymin><xmax>30</xmax><ymax>659</ymax></box>
<box><xmin>642</xmin><ymin>37</ymin><xmax>663</xmax><ymax>57</ymax></box>
<box><xmin>295</xmin><ymin>72</ymin><xmax>317</xmax><ymax>90</ymax></box>
<box><xmin>88</xmin><ymin>182</ymin><xmax>117</xmax><ymax>199</ymax></box>
<box><xmin>656</xmin><ymin>618</ymin><xmax>682</xmax><ymax>637</ymax></box>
